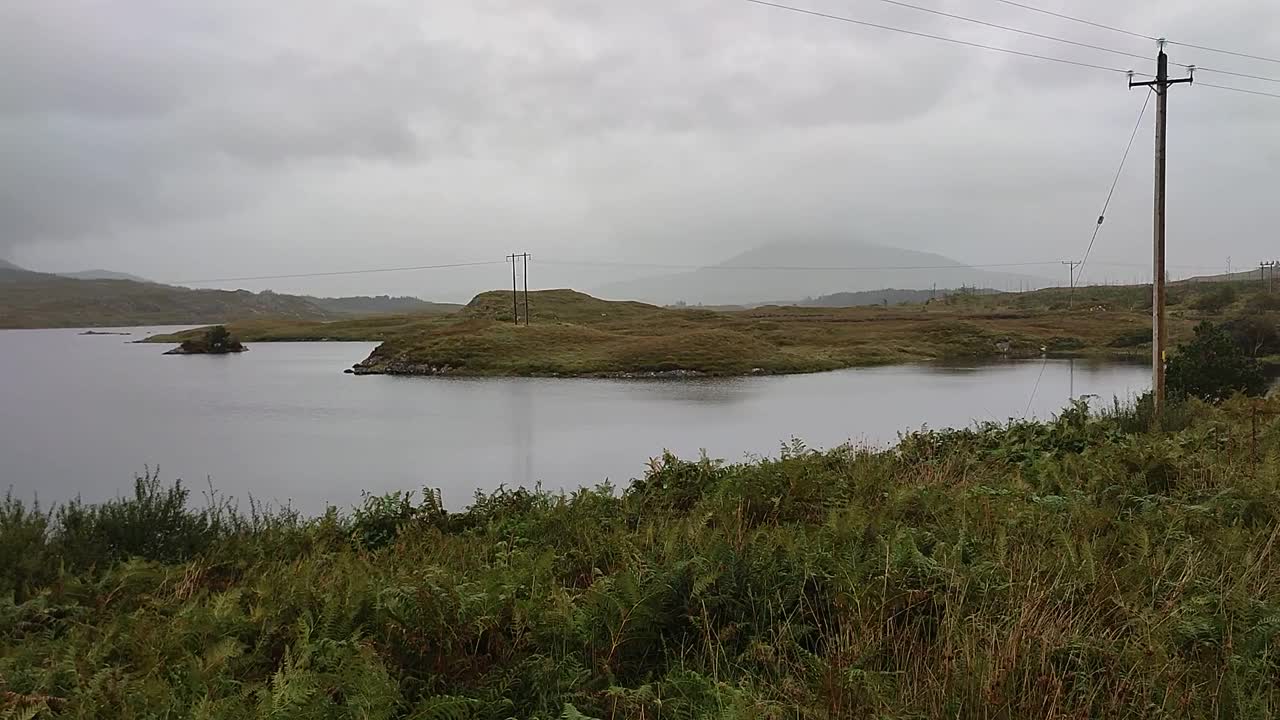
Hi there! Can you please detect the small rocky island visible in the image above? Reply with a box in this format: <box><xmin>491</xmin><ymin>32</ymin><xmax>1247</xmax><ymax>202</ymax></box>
<box><xmin>164</xmin><ymin>325</ymin><xmax>247</xmax><ymax>355</ymax></box>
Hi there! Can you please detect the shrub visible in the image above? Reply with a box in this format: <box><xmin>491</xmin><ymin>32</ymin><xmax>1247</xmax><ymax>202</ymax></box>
<box><xmin>1166</xmin><ymin>321</ymin><xmax>1268</xmax><ymax>401</ymax></box>
<box><xmin>1245</xmin><ymin>291</ymin><xmax>1280</xmax><ymax>313</ymax></box>
<box><xmin>1224</xmin><ymin>314</ymin><xmax>1280</xmax><ymax>357</ymax></box>
<box><xmin>52</xmin><ymin>471</ymin><xmax>220</xmax><ymax>568</ymax></box>
<box><xmin>0</xmin><ymin>492</ymin><xmax>52</xmax><ymax>601</ymax></box>
<box><xmin>1108</xmin><ymin>328</ymin><xmax>1151</xmax><ymax>348</ymax></box>
<box><xmin>1190</xmin><ymin>284</ymin><xmax>1237</xmax><ymax>313</ymax></box>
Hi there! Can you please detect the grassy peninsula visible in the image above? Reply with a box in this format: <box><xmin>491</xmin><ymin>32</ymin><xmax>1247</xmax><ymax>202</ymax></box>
<box><xmin>3</xmin><ymin>396</ymin><xmax>1279</xmax><ymax>718</ymax></box>
<box><xmin>146</xmin><ymin>282</ymin><xmax>1278</xmax><ymax>377</ymax></box>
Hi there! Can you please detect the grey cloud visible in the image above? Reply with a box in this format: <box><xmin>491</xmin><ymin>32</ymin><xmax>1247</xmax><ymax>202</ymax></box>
<box><xmin>2</xmin><ymin>0</ymin><xmax>1277</xmax><ymax>293</ymax></box>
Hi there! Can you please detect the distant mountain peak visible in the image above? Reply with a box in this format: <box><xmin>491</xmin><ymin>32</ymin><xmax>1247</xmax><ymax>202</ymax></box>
<box><xmin>596</xmin><ymin>240</ymin><xmax>1050</xmax><ymax>305</ymax></box>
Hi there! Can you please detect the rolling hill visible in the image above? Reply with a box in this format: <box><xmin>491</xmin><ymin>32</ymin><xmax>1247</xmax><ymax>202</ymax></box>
<box><xmin>595</xmin><ymin>241</ymin><xmax>1049</xmax><ymax>305</ymax></box>
<box><xmin>0</xmin><ymin>260</ymin><xmax>459</xmax><ymax>328</ymax></box>
<box><xmin>57</xmin><ymin>269</ymin><xmax>154</xmax><ymax>282</ymax></box>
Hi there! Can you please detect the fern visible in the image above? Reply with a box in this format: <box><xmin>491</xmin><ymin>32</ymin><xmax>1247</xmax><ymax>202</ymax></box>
<box><xmin>556</xmin><ymin>704</ymin><xmax>602</xmax><ymax>720</ymax></box>
<box><xmin>408</xmin><ymin>695</ymin><xmax>480</xmax><ymax>720</ymax></box>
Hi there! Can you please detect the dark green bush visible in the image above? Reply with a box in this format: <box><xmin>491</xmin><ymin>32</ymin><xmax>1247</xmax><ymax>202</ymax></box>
<box><xmin>0</xmin><ymin>493</ymin><xmax>52</xmax><ymax>602</ymax></box>
<box><xmin>52</xmin><ymin>472</ymin><xmax>219</xmax><ymax>568</ymax></box>
<box><xmin>1167</xmin><ymin>321</ymin><xmax>1268</xmax><ymax>401</ymax></box>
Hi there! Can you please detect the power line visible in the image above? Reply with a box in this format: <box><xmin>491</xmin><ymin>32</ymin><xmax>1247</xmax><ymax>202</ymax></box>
<box><xmin>854</xmin><ymin>2</ymin><xmax>1280</xmax><ymax>86</ymax></box>
<box><xmin>741</xmin><ymin>0</ymin><xmax>1132</xmax><ymax>74</ymax></box>
<box><xmin>982</xmin><ymin>0</ymin><xmax>1280</xmax><ymax>66</ymax></box>
<box><xmin>1077</xmin><ymin>89</ymin><xmax>1153</xmax><ymax>282</ymax></box>
<box><xmin>1196</xmin><ymin>66</ymin><xmax>1280</xmax><ymax>85</ymax></box>
<box><xmin>176</xmin><ymin>260</ymin><xmax>507</xmax><ymax>285</ymax></box>
<box><xmin>1198</xmin><ymin>82</ymin><xmax>1280</xmax><ymax>99</ymax></box>
<box><xmin>983</xmin><ymin>0</ymin><xmax>1153</xmax><ymax>41</ymax></box>
<box><xmin>538</xmin><ymin>259</ymin><xmax>1066</xmax><ymax>272</ymax></box>
<box><xmin>1167</xmin><ymin>41</ymin><xmax>1280</xmax><ymax>67</ymax></box>
<box><xmin>856</xmin><ymin>0</ymin><xmax>1151</xmax><ymax>64</ymax></box>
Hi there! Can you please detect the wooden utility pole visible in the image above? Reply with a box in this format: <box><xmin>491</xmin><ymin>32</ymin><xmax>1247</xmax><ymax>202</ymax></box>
<box><xmin>507</xmin><ymin>254</ymin><xmax>520</xmax><ymax>325</ymax></box>
<box><xmin>1061</xmin><ymin>260</ymin><xmax>1081</xmax><ymax>309</ymax></box>
<box><xmin>1130</xmin><ymin>44</ymin><xmax>1193</xmax><ymax>416</ymax></box>
<box><xmin>522</xmin><ymin>253</ymin><xmax>530</xmax><ymax>325</ymax></box>
<box><xmin>508</xmin><ymin>253</ymin><xmax>531</xmax><ymax>325</ymax></box>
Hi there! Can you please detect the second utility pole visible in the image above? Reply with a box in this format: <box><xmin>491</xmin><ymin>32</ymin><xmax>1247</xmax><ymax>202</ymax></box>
<box><xmin>508</xmin><ymin>253</ymin><xmax>531</xmax><ymax>326</ymax></box>
<box><xmin>1130</xmin><ymin>43</ymin><xmax>1193</xmax><ymax>416</ymax></box>
<box><xmin>1061</xmin><ymin>260</ymin><xmax>1081</xmax><ymax>309</ymax></box>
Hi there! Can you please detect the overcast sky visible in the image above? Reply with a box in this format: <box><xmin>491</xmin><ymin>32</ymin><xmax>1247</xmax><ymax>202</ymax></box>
<box><xmin>3</xmin><ymin>0</ymin><xmax>1277</xmax><ymax>300</ymax></box>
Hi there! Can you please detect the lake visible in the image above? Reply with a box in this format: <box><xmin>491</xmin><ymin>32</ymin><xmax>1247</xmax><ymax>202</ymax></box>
<box><xmin>0</xmin><ymin>328</ymin><xmax>1152</xmax><ymax>512</ymax></box>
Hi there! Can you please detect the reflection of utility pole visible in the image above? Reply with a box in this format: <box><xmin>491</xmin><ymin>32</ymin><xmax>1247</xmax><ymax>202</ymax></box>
<box><xmin>1061</xmin><ymin>260</ymin><xmax>1081</xmax><ymax>309</ymax></box>
<box><xmin>1130</xmin><ymin>43</ymin><xmax>1194</xmax><ymax>417</ymax></box>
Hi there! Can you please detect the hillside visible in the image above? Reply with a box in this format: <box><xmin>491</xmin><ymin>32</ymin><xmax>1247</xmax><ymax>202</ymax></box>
<box><xmin>0</xmin><ymin>263</ymin><xmax>463</xmax><ymax>328</ymax></box>
<box><xmin>1181</xmin><ymin>267</ymin><xmax>1279</xmax><ymax>285</ymax></box>
<box><xmin>309</xmin><ymin>294</ymin><xmax>461</xmax><ymax>316</ymax></box>
<box><xmin>595</xmin><ymin>241</ymin><xmax>1049</xmax><ymax>305</ymax></box>
<box><xmin>0</xmin><ymin>275</ymin><xmax>334</xmax><ymax>328</ymax></box>
<box><xmin>57</xmin><ymin>269</ymin><xmax>153</xmax><ymax>282</ymax></box>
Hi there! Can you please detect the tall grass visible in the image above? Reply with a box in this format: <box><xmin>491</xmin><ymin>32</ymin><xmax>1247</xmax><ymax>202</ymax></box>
<box><xmin>3</xmin><ymin>396</ymin><xmax>1279</xmax><ymax>719</ymax></box>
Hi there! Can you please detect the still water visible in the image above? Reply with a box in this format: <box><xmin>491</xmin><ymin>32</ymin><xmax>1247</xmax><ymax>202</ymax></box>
<box><xmin>1</xmin><ymin>328</ymin><xmax>1151</xmax><ymax>512</ymax></box>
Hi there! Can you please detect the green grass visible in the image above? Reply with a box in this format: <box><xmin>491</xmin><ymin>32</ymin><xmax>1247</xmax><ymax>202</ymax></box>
<box><xmin>3</xmin><ymin>396</ymin><xmax>1280</xmax><ymax>718</ymax></box>
<box><xmin>148</xmin><ymin>287</ymin><xmax>1247</xmax><ymax>377</ymax></box>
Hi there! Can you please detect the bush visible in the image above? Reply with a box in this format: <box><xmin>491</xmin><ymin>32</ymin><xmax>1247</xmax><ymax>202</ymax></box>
<box><xmin>1245</xmin><ymin>291</ymin><xmax>1280</xmax><ymax>313</ymax></box>
<box><xmin>1190</xmin><ymin>284</ymin><xmax>1237</xmax><ymax>313</ymax></box>
<box><xmin>1224</xmin><ymin>314</ymin><xmax>1280</xmax><ymax>357</ymax></box>
<box><xmin>1108</xmin><ymin>328</ymin><xmax>1151</xmax><ymax>348</ymax></box>
<box><xmin>0</xmin><ymin>493</ymin><xmax>53</xmax><ymax>602</ymax></box>
<box><xmin>53</xmin><ymin>472</ymin><xmax>220</xmax><ymax>568</ymax></box>
<box><xmin>1166</xmin><ymin>321</ymin><xmax>1268</xmax><ymax>401</ymax></box>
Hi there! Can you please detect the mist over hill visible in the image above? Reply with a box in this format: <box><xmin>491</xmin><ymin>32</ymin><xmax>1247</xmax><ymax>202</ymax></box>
<box><xmin>595</xmin><ymin>241</ymin><xmax>1049</xmax><ymax>306</ymax></box>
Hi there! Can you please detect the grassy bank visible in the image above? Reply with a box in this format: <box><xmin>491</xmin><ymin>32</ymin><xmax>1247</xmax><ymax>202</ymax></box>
<box><xmin>3</xmin><ymin>396</ymin><xmax>1280</xmax><ymax>718</ymax></box>
<box><xmin>145</xmin><ymin>285</ymin><xmax>1265</xmax><ymax>377</ymax></box>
